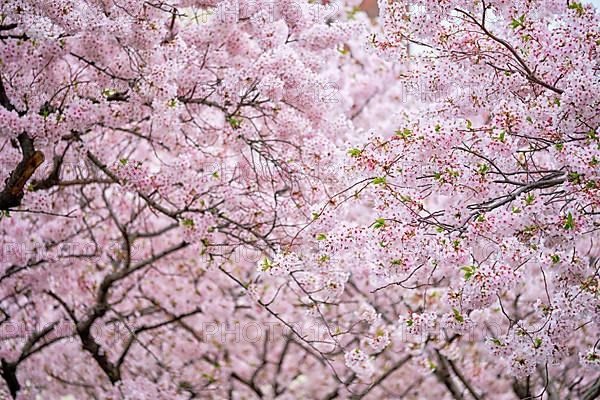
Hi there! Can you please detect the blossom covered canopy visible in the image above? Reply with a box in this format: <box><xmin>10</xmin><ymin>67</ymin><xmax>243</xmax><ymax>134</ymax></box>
<box><xmin>0</xmin><ymin>0</ymin><xmax>599</xmax><ymax>399</ymax></box>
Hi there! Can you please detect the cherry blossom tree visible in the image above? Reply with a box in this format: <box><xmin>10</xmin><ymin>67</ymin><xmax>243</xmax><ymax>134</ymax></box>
<box><xmin>0</xmin><ymin>0</ymin><xmax>598</xmax><ymax>399</ymax></box>
<box><xmin>267</xmin><ymin>0</ymin><xmax>600</xmax><ymax>398</ymax></box>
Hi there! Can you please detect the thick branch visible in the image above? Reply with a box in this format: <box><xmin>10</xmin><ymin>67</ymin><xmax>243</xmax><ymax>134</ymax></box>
<box><xmin>434</xmin><ymin>350</ymin><xmax>465</xmax><ymax>400</ymax></box>
<box><xmin>582</xmin><ymin>377</ymin><xmax>600</xmax><ymax>400</ymax></box>
<box><xmin>0</xmin><ymin>78</ymin><xmax>45</xmax><ymax>210</ymax></box>
<box><xmin>357</xmin><ymin>355</ymin><xmax>412</xmax><ymax>399</ymax></box>
<box><xmin>0</xmin><ymin>359</ymin><xmax>19</xmax><ymax>399</ymax></box>
<box><xmin>0</xmin><ymin>133</ymin><xmax>45</xmax><ymax>210</ymax></box>
<box><xmin>468</xmin><ymin>172</ymin><xmax>567</xmax><ymax>213</ymax></box>
<box><xmin>455</xmin><ymin>6</ymin><xmax>563</xmax><ymax>95</ymax></box>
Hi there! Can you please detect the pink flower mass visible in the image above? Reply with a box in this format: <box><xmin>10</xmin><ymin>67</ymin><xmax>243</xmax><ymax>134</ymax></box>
<box><xmin>0</xmin><ymin>0</ymin><xmax>599</xmax><ymax>398</ymax></box>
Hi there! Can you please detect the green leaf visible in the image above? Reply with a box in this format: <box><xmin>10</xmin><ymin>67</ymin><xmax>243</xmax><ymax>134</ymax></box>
<box><xmin>568</xmin><ymin>172</ymin><xmax>583</xmax><ymax>184</ymax></box>
<box><xmin>447</xmin><ymin>169</ymin><xmax>460</xmax><ymax>178</ymax></box>
<box><xmin>427</xmin><ymin>359</ymin><xmax>437</xmax><ymax>371</ymax></box>
<box><xmin>226</xmin><ymin>116</ymin><xmax>241</xmax><ymax>129</ymax></box>
<box><xmin>201</xmin><ymin>373</ymin><xmax>216</xmax><ymax>384</ymax></box>
<box><xmin>477</xmin><ymin>164</ymin><xmax>489</xmax><ymax>176</ymax></box>
<box><xmin>550</xmin><ymin>254</ymin><xmax>560</xmax><ymax>264</ymax></box>
<box><xmin>102</xmin><ymin>88</ymin><xmax>116</xmax><ymax>98</ymax></box>
<box><xmin>373</xmin><ymin>218</ymin><xmax>386</xmax><ymax>229</ymax></box>
<box><xmin>461</xmin><ymin>265</ymin><xmax>477</xmax><ymax>281</ymax></box>
<box><xmin>568</xmin><ymin>2</ymin><xmax>584</xmax><ymax>16</ymax></box>
<box><xmin>181</xmin><ymin>218</ymin><xmax>194</xmax><ymax>227</ymax></box>
<box><xmin>509</xmin><ymin>14</ymin><xmax>525</xmax><ymax>29</ymax></box>
<box><xmin>395</xmin><ymin>128</ymin><xmax>412</xmax><ymax>139</ymax></box>
<box><xmin>316</xmin><ymin>233</ymin><xmax>327</xmax><ymax>241</ymax></box>
<box><xmin>533</xmin><ymin>338</ymin><xmax>543</xmax><ymax>348</ymax></box>
<box><xmin>178</xmin><ymin>381</ymin><xmax>194</xmax><ymax>390</ymax></box>
<box><xmin>348</xmin><ymin>148</ymin><xmax>362</xmax><ymax>157</ymax></box>
<box><xmin>494</xmin><ymin>131</ymin><xmax>506</xmax><ymax>142</ymax></box>
<box><xmin>435</xmin><ymin>124</ymin><xmax>441</xmax><ymax>133</ymax></box>
<box><xmin>525</xmin><ymin>193</ymin><xmax>535</xmax><ymax>206</ymax></box>
<box><xmin>466</xmin><ymin>119</ymin><xmax>473</xmax><ymax>129</ymax></box>
<box><xmin>563</xmin><ymin>212</ymin><xmax>575</xmax><ymax>230</ymax></box>
<box><xmin>452</xmin><ymin>307</ymin><xmax>464</xmax><ymax>323</ymax></box>
<box><xmin>452</xmin><ymin>239</ymin><xmax>461</xmax><ymax>251</ymax></box>
<box><xmin>346</xmin><ymin>6</ymin><xmax>361</xmax><ymax>19</ymax></box>
<box><xmin>372</xmin><ymin>176</ymin><xmax>387</xmax><ymax>185</ymax></box>
<box><xmin>260</xmin><ymin>257</ymin><xmax>272</xmax><ymax>272</ymax></box>
<box><xmin>524</xmin><ymin>225</ymin><xmax>539</xmax><ymax>234</ymax></box>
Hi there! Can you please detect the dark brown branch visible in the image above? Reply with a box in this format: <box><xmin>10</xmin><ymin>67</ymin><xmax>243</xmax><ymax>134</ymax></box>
<box><xmin>582</xmin><ymin>377</ymin><xmax>600</xmax><ymax>400</ymax></box>
<box><xmin>512</xmin><ymin>376</ymin><xmax>531</xmax><ymax>399</ymax></box>
<box><xmin>0</xmin><ymin>78</ymin><xmax>45</xmax><ymax>210</ymax></box>
<box><xmin>467</xmin><ymin>172</ymin><xmax>567</xmax><ymax>213</ymax></box>
<box><xmin>0</xmin><ymin>359</ymin><xmax>19</xmax><ymax>399</ymax></box>
<box><xmin>30</xmin><ymin>155</ymin><xmax>62</xmax><ymax>191</ymax></box>
<box><xmin>0</xmin><ymin>322</ymin><xmax>61</xmax><ymax>399</ymax></box>
<box><xmin>454</xmin><ymin>6</ymin><xmax>563</xmax><ymax>95</ymax></box>
<box><xmin>48</xmin><ymin>241</ymin><xmax>189</xmax><ymax>385</ymax></box>
<box><xmin>0</xmin><ymin>24</ymin><xmax>18</xmax><ymax>31</ymax></box>
<box><xmin>434</xmin><ymin>349</ymin><xmax>465</xmax><ymax>400</ymax></box>
<box><xmin>357</xmin><ymin>355</ymin><xmax>412</xmax><ymax>399</ymax></box>
<box><xmin>446</xmin><ymin>358</ymin><xmax>484</xmax><ymax>400</ymax></box>
<box><xmin>0</xmin><ymin>133</ymin><xmax>45</xmax><ymax>210</ymax></box>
